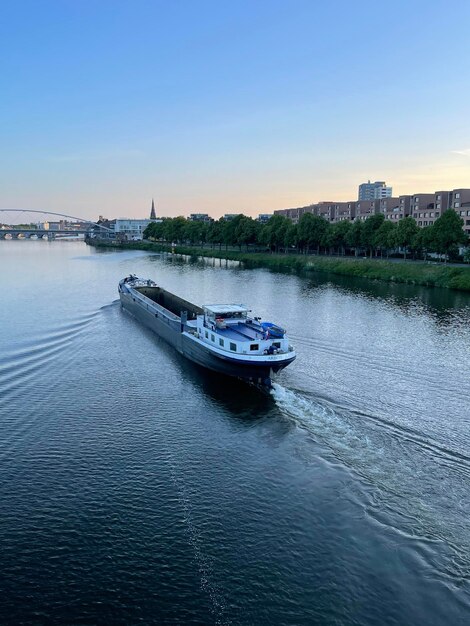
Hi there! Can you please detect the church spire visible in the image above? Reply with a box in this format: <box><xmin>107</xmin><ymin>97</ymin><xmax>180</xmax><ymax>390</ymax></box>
<box><xmin>150</xmin><ymin>198</ymin><xmax>156</xmax><ymax>220</ymax></box>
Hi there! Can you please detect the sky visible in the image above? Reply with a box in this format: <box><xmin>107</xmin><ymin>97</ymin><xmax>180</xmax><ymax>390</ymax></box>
<box><xmin>1</xmin><ymin>0</ymin><xmax>470</xmax><ymax>220</ymax></box>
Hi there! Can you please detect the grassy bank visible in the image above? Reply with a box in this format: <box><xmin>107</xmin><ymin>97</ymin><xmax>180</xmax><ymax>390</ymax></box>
<box><xmin>87</xmin><ymin>239</ymin><xmax>470</xmax><ymax>292</ymax></box>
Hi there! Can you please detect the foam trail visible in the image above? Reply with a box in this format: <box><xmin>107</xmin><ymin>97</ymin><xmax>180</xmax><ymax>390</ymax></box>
<box><xmin>270</xmin><ymin>382</ymin><xmax>360</xmax><ymax>450</ymax></box>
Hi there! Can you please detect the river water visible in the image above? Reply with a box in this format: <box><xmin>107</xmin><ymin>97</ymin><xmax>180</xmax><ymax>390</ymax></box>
<box><xmin>1</xmin><ymin>240</ymin><xmax>469</xmax><ymax>625</ymax></box>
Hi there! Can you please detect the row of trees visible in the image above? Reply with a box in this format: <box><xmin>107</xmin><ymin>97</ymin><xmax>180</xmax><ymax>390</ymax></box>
<box><xmin>144</xmin><ymin>210</ymin><xmax>468</xmax><ymax>261</ymax></box>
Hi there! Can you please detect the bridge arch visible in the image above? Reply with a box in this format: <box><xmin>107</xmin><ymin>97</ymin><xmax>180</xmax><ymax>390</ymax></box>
<box><xmin>0</xmin><ymin>208</ymin><xmax>114</xmax><ymax>232</ymax></box>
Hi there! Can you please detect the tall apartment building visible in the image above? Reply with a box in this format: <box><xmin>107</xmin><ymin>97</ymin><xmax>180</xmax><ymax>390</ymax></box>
<box><xmin>358</xmin><ymin>180</ymin><xmax>393</xmax><ymax>201</ymax></box>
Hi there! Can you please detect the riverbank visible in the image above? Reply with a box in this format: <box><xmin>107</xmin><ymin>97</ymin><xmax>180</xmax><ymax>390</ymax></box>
<box><xmin>87</xmin><ymin>239</ymin><xmax>470</xmax><ymax>292</ymax></box>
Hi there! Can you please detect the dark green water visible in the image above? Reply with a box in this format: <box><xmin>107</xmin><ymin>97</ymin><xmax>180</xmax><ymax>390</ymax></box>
<box><xmin>1</xmin><ymin>241</ymin><xmax>469</xmax><ymax>625</ymax></box>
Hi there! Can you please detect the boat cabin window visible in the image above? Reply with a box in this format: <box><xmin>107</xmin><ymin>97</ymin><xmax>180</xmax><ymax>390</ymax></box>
<box><xmin>216</xmin><ymin>311</ymin><xmax>246</xmax><ymax>320</ymax></box>
<box><xmin>205</xmin><ymin>330</ymin><xmax>209</xmax><ymax>339</ymax></box>
<box><xmin>250</xmin><ymin>344</ymin><xmax>259</xmax><ymax>351</ymax></box>
<box><xmin>273</xmin><ymin>342</ymin><xmax>281</xmax><ymax>348</ymax></box>
<box><xmin>204</xmin><ymin>307</ymin><xmax>248</xmax><ymax>323</ymax></box>
<box><xmin>219</xmin><ymin>338</ymin><xmax>224</xmax><ymax>347</ymax></box>
<box><xmin>211</xmin><ymin>334</ymin><xmax>215</xmax><ymax>342</ymax></box>
<box><xmin>230</xmin><ymin>342</ymin><xmax>237</xmax><ymax>352</ymax></box>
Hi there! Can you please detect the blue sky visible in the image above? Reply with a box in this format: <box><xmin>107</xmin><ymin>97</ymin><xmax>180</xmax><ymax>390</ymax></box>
<box><xmin>1</xmin><ymin>0</ymin><xmax>469</xmax><ymax>219</ymax></box>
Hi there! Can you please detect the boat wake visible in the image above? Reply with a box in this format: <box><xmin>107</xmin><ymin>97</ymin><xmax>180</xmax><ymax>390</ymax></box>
<box><xmin>0</xmin><ymin>303</ymin><xmax>120</xmax><ymax>463</ymax></box>
<box><xmin>270</xmin><ymin>382</ymin><xmax>470</xmax><ymax>586</ymax></box>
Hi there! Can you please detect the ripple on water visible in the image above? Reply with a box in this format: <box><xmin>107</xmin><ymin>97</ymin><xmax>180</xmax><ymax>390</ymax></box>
<box><xmin>270</xmin><ymin>382</ymin><xmax>470</xmax><ymax>589</ymax></box>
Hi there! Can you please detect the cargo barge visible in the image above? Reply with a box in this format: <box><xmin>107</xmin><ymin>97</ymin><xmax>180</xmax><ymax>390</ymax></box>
<box><xmin>118</xmin><ymin>275</ymin><xmax>296</xmax><ymax>386</ymax></box>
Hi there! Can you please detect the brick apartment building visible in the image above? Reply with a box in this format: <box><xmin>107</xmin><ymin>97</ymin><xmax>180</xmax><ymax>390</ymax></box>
<box><xmin>274</xmin><ymin>188</ymin><xmax>470</xmax><ymax>236</ymax></box>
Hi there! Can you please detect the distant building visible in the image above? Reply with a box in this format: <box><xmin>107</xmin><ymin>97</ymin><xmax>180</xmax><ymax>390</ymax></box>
<box><xmin>257</xmin><ymin>214</ymin><xmax>273</xmax><ymax>223</ymax></box>
<box><xmin>379</xmin><ymin>197</ymin><xmax>410</xmax><ymax>222</ymax></box>
<box><xmin>90</xmin><ymin>218</ymin><xmax>116</xmax><ymax>239</ymax></box>
<box><xmin>410</xmin><ymin>193</ymin><xmax>436</xmax><ymax>228</ymax></box>
<box><xmin>114</xmin><ymin>218</ymin><xmax>153</xmax><ymax>240</ymax></box>
<box><xmin>358</xmin><ymin>180</ymin><xmax>392</xmax><ymax>201</ymax></box>
<box><xmin>450</xmin><ymin>189</ymin><xmax>470</xmax><ymax>236</ymax></box>
<box><xmin>410</xmin><ymin>190</ymin><xmax>470</xmax><ymax>235</ymax></box>
<box><xmin>222</xmin><ymin>213</ymin><xmax>242</xmax><ymax>221</ymax></box>
<box><xmin>333</xmin><ymin>202</ymin><xmax>356</xmax><ymax>222</ymax></box>
<box><xmin>41</xmin><ymin>221</ymin><xmax>61</xmax><ymax>230</ymax></box>
<box><xmin>189</xmin><ymin>213</ymin><xmax>212</xmax><ymax>222</ymax></box>
<box><xmin>273</xmin><ymin>187</ymin><xmax>470</xmax><ymax>237</ymax></box>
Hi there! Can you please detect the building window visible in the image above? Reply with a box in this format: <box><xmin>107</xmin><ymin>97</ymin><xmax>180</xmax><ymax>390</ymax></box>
<box><xmin>250</xmin><ymin>344</ymin><xmax>259</xmax><ymax>351</ymax></box>
<box><xmin>460</xmin><ymin>211</ymin><xmax>465</xmax><ymax>216</ymax></box>
<box><xmin>436</xmin><ymin>195</ymin><xmax>441</xmax><ymax>200</ymax></box>
<box><xmin>455</xmin><ymin>192</ymin><xmax>460</xmax><ymax>199</ymax></box>
<box><xmin>230</xmin><ymin>342</ymin><xmax>237</xmax><ymax>352</ymax></box>
<box><xmin>436</xmin><ymin>203</ymin><xmax>441</xmax><ymax>209</ymax></box>
<box><xmin>455</xmin><ymin>202</ymin><xmax>460</xmax><ymax>208</ymax></box>
<box><xmin>219</xmin><ymin>338</ymin><xmax>224</xmax><ymax>347</ymax></box>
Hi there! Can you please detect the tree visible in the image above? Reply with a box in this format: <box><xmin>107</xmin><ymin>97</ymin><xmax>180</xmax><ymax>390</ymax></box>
<box><xmin>298</xmin><ymin>213</ymin><xmax>329</xmax><ymax>254</ymax></box>
<box><xmin>284</xmin><ymin>222</ymin><xmax>298</xmax><ymax>252</ymax></box>
<box><xmin>260</xmin><ymin>215</ymin><xmax>290</xmax><ymax>252</ymax></box>
<box><xmin>432</xmin><ymin>209</ymin><xmax>467</xmax><ymax>262</ymax></box>
<box><xmin>373</xmin><ymin>220</ymin><xmax>396</xmax><ymax>258</ymax></box>
<box><xmin>207</xmin><ymin>220</ymin><xmax>224</xmax><ymax>250</ymax></box>
<box><xmin>309</xmin><ymin>216</ymin><xmax>330</xmax><ymax>254</ymax></box>
<box><xmin>329</xmin><ymin>220</ymin><xmax>352</xmax><ymax>255</ymax></box>
<box><xmin>362</xmin><ymin>213</ymin><xmax>385</xmax><ymax>258</ymax></box>
<box><xmin>165</xmin><ymin>216</ymin><xmax>187</xmax><ymax>243</ymax></box>
<box><xmin>394</xmin><ymin>217</ymin><xmax>419</xmax><ymax>260</ymax></box>
<box><xmin>413</xmin><ymin>226</ymin><xmax>435</xmax><ymax>261</ymax></box>
<box><xmin>235</xmin><ymin>216</ymin><xmax>260</xmax><ymax>251</ymax></box>
<box><xmin>298</xmin><ymin>213</ymin><xmax>315</xmax><ymax>253</ymax></box>
<box><xmin>183</xmin><ymin>220</ymin><xmax>200</xmax><ymax>244</ymax></box>
<box><xmin>221</xmin><ymin>215</ymin><xmax>243</xmax><ymax>249</ymax></box>
<box><xmin>144</xmin><ymin>220</ymin><xmax>163</xmax><ymax>240</ymax></box>
<box><xmin>346</xmin><ymin>220</ymin><xmax>364</xmax><ymax>256</ymax></box>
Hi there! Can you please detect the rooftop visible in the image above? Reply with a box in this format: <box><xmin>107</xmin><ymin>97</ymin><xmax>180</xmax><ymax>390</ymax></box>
<box><xmin>203</xmin><ymin>304</ymin><xmax>248</xmax><ymax>314</ymax></box>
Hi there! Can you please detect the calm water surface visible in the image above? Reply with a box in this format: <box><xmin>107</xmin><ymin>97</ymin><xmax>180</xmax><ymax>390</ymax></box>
<box><xmin>1</xmin><ymin>241</ymin><xmax>469</xmax><ymax>625</ymax></box>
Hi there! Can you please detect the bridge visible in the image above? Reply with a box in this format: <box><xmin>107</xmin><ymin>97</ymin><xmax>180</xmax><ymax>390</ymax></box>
<box><xmin>0</xmin><ymin>209</ymin><xmax>113</xmax><ymax>240</ymax></box>
<box><xmin>0</xmin><ymin>228</ymin><xmax>87</xmax><ymax>240</ymax></box>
